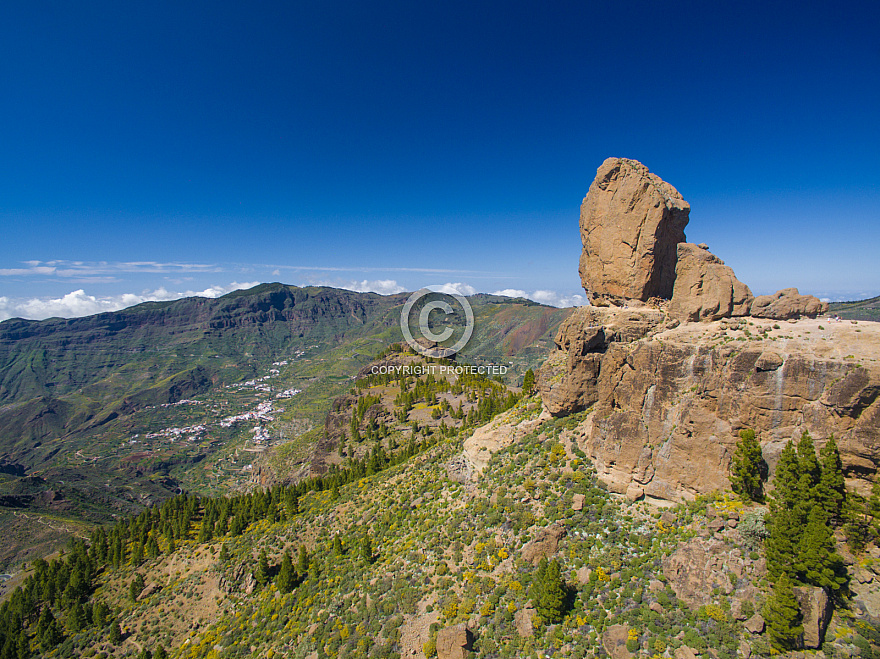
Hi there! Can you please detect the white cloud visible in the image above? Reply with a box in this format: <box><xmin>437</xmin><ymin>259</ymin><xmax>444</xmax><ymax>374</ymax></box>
<box><xmin>0</xmin><ymin>282</ymin><xmax>262</xmax><ymax>322</ymax></box>
<box><xmin>492</xmin><ymin>288</ymin><xmax>587</xmax><ymax>308</ymax></box>
<box><xmin>311</xmin><ymin>279</ymin><xmax>407</xmax><ymax>295</ymax></box>
<box><xmin>493</xmin><ymin>288</ymin><xmax>529</xmax><ymax>299</ymax></box>
<box><xmin>0</xmin><ymin>266</ymin><xmax>57</xmax><ymax>276</ymax></box>
<box><xmin>0</xmin><ymin>260</ymin><xmax>219</xmax><ymax>277</ymax></box>
<box><xmin>349</xmin><ymin>279</ymin><xmax>407</xmax><ymax>295</ymax></box>
<box><xmin>429</xmin><ymin>282</ymin><xmax>477</xmax><ymax>296</ymax></box>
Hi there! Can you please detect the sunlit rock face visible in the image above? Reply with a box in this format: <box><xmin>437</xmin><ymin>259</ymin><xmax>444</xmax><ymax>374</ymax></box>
<box><xmin>539</xmin><ymin>305</ymin><xmax>880</xmax><ymax>502</ymax></box>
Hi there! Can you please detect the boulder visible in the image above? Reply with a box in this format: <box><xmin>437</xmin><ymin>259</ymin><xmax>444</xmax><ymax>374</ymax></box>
<box><xmin>792</xmin><ymin>586</ymin><xmax>831</xmax><ymax>649</ymax></box>
<box><xmin>520</xmin><ymin>524</ymin><xmax>566</xmax><ymax>566</ymax></box>
<box><xmin>572</xmin><ymin>493</ymin><xmax>585</xmax><ymax>511</ymax></box>
<box><xmin>435</xmin><ymin>624</ymin><xmax>473</xmax><ymax>659</ymax></box>
<box><xmin>579</xmin><ymin>157</ymin><xmax>689</xmax><ymax>304</ymax></box>
<box><xmin>514</xmin><ymin>607</ymin><xmax>535</xmax><ymax>637</ymax></box>
<box><xmin>625</xmin><ymin>485</ymin><xmax>644</xmax><ymax>501</ymax></box>
<box><xmin>648</xmin><ymin>579</ymin><xmax>665</xmax><ymax>593</ymax></box>
<box><xmin>674</xmin><ymin>647</ymin><xmax>699</xmax><ymax>659</ymax></box>
<box><xmin>601</xmin><ymin>624</ymin><xmax>634</xmax><ymax>659</ymax></box>
<box><xmin>750</xmin><ymin>288</ymin><xmax>827</xmax><ymax>320</ymax></box>
<box><xmin>743</xmin><ymin>614</ymin><xmax>765</xmax><ymax>634</ymax></box>
<box><xmin>669</xmin><ymin>243</ymin><xmax>753</xmax><ymax>322</ymax></box>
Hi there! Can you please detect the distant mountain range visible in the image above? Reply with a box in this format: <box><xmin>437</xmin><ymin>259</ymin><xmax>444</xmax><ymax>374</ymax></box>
<box><xmin>0</xmin><ymin>283</ymin><xmax>571</xmax><ymax>566</ymax></box>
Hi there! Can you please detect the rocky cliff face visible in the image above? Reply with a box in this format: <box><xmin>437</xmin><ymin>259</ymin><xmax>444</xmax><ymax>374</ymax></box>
<box><xmin>539</xmin><ymin>307</ymin><xmax>880</xmax><ymax>501</ymax></box>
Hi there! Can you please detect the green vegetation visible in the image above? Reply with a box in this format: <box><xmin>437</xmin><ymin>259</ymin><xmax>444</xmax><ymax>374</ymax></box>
<box><xmin>521</xmin><ymin>368</ymin><xmax>536</xmax><ymax>396</ymax></box>
<box><xmin>0</xmin><ymin>387</ymin><xmax>742</xmax><ymax>659</ymax></box>
<box><xmin>0</xmin><ymin>285</ymin><xmax>572</xmax><ymax>568</ymax></box>
<box><xmin>828</xmin><ymin>295</ymin><xmax>880</xmax><ymax>321</ymax></box>
<box><xmin>729</xmin><ymin>428</ymin><xmax>765</xmax><ymax>502</ymax></box>
<box><xmin>761</xmin><ymin>431</ymin><xmax>850</xmax><ymax>650</ymax></box>
<box><xmin>763</xmin><ymin>572</ymin><xmax>803</xmax><ymax>651</ymax></box>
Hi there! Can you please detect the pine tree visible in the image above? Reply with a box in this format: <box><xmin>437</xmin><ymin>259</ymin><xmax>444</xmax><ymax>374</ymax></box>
<box><xmin>297</xmin><ymin>545</ymin><xmax>309</xmax><ymax>575</ymax></box>
<box><xmin>255</xmin><ymin>550</ymin><xmax>270</xmax><ymax>587</ymax></box>
<box><xmin>817</xmin><ymin>435</ymin><xmax>846</xmax><ymax>524</ymax></box>
<box><xmin>93</xmin><ymin>601</ymin><xmax>110</xmax><ymax>627</ymax></box>
<box><xmin>219</xmin><ymin>543</ymin><xmax>230</xmax><ymax>562</ymax></box>
<box><xmin>765</xmin><ymin>506</ymin><xmax>802</xmax><ymax>581</ymax></box>
<box><xmin>16</xmin><ymin>631</ymin><xmax>29</xmax><ymax>659</ymax></box>
<box><xmin>770</xmin><ymin>440</ymin><xmax>800</xmax><ymax>513</ymax></box>
<box><xmin>796</xmin><ymin>431</ymin><xmax>821</xmax><ymax>517</ymax></box>
<box><xmin>360</xmin><ymin>535</ymin><xmax>374</xmax><ymax>564</ymax></box>
<box><xmin>730</xmin><ymin>428</ymin><xmax>765</xmax><ymax>502</ymax></box>
<box><xmin>332</xmin><ymin>535</ymin><xmax>344</xmax><ymax>556</ymax></box>
<box><xmin>67</xmin><ymin>601</ymin><xmax>86</xmax><ymax>633</ymax></box>
<box><xmin>37</xmin><ymin>609</ymin><xmax>63</xmax><ymax>651</ymax></box>
<box><xmin>276</xmin><ymin>550</ymin><xmax>295</xmax><ymax>593</ymax></box>
<box><xmin>522</xmin><ymin>369</ymin><xmax>536</xmax><ymax>396</ymax></box>
<box><xmin>154</xmin><ymin>647</ymin><xmax>168</xmax><ymax>659</ymax></box>
<box><xmin>283</xmin><ymin>491</ymin><xmax>299</xmax><ymax>520</ymax></box>
<box><xmin>844</xmin><ymin>492</ymin><xmax>872</xmax><ymax>553</ymax></box>
<box><xmin>797</xmin><ymin>505</ymin><xmax>846</xmax><ymax>592</ymax></box>
<box><xmin>109</xmin><ymin>622</ymin><xmax>124</xmax><ymax>644</ymax></box>
<box><xmin>529</xmin><ymin>558</ymin><xmax>567</xmax><ymax>625</ymax></box>
<box><xmin>129</xmin><ymin>574</ymin><xmax>145</xmax><ymax>602</ymax></box>
<box><xmin>763</xmin><ymin>572</ymin><xmax>803</xmax><ymax>652</ymax></box>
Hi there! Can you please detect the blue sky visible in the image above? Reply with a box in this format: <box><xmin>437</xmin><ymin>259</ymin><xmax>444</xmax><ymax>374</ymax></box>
<box><xmin>1</xmin><ymin>0</ymin><xmax>878</xmax><ymax>320</ymax></box>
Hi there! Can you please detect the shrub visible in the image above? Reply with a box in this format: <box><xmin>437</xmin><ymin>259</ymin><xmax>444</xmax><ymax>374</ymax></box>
<box><xmin>738</xmin><ymin>509</ymin><xmax>769</xmax><ymax>549</ymax></box>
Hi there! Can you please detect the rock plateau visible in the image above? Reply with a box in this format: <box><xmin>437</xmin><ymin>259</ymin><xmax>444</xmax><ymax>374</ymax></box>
<box><xmin>539</xmin><ymin>307</ymin><xmax>880</xmax><ymax>500</ymax></box>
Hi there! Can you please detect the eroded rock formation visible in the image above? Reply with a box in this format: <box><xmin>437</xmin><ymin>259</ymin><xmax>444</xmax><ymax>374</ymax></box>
<box><xmin>751</xmin><ymin>287</ymin><xmax>828</xmax><ymax>320</ymax></box>
<box><xmin>539</xmin><ymin>306</ymin><xmax>880</xmax><ymax>501</ymax></box>
<box><xmin>669</xmin><ymin>243</ymin><xmax>753</xmax><ymax>322</ymax></box>
<box><xmin>579</xmin><ymin>157</ymin><xmax>689</xmax><ymax>305</ymax></box>
<box><xmin>578</xmin><ymin>157</ymin><xmax>825</xmax><ymax>321</ymax></box>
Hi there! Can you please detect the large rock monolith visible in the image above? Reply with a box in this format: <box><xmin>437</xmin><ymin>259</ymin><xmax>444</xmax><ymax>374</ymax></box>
<box><xmin>579</xmin><ymin>157</ymin><xmax>689</xmax><ymax>304</ymax></box>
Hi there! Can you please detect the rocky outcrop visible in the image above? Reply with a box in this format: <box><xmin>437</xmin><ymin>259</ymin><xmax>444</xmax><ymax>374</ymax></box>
<box><xmin>436</xmin><ymin>624</ymin><xmax>473</xmax><ymax>659</ymax></box>
<box><xmin>577</xmin><ymin>158</ymin><xmax>825</xmax><ymax>322</ymax></box>
<box><xmin>462</xmin><ymin>410</ymin><xmax>546</xmax><ymax>478</ymax></box>
<box><xmin>743</xmin><ymin>614</ymin><xmax>765</xmax><ymax>634</ymax></box>
<box><xmin>663</xmin><ymin>537</ymin><xmax>760</xmax><ymax>608</ymax></box>
<box><xmin>539</xmin><ymin>306</ymin><xmax>880</xmax><ymax>500</ymax></box>
<box><xmin>601</xmin><ymin>624</ymin><xmax>634</xmax><ymax>659</ymax></box>
<box><xmin>218</xmin><ymin>562</ymin><xmax>257</xmax><ymax>595</ymax></box>
<box><xmin>579</xmin><ymin>158</ymin><xmax>689</xmax><ymax>305</ymax></box>
<box><xmin>514</xmin><ymin>607</ymin><xmax>535</xmax><ymax>637</ymax></box>
<box><xmin>751</xmin><ymin>288</ymin><xmax>828</xmax><ymax>320</ymax></box>
<box><xmin>793</xmin><ymin>586</ymin><xmax>831</xmax><ymax>649</ymax></box>
<box><xmin>520</xmin><ymin>524</ymin><xmax>566</xmax><ymax>566</ymax></box>
<box><xmin>538</xmin><ymin>306</ymin><xmax>663</xmax><ymax>416</ymax></box>
<box><xmin>669</xmin><ymin>243</ymin><xmax>753</xmax><ymax>322</ymax></box>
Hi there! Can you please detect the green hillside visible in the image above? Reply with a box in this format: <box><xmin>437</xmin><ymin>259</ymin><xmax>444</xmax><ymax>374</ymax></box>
<box><xmin>828</xmin><ymin>295</ymin><xmax>880</xmax><ymax>322</ymax></box>
<box><xmin>0</xmin><ymin>285</ymin><xmax>572</xmax><ymax>568</ymax></box>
